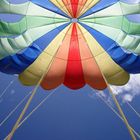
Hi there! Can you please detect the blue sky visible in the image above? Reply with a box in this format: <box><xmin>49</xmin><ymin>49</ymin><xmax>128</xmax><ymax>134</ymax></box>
<box><xmin>1</xmin><ymin>73</ymin><xmax>140</xmax><ymax>140</ymax></box>
<box><xmin>0</xmin><ymin>0</ymin><xmax>140</xmax><ymax>140</ymax></box>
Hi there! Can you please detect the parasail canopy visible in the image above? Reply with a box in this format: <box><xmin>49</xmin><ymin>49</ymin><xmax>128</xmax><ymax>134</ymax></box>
<box><xmin>0</xmin><ymin>0</ymin><xmax>140</xmax><ymax>90</ymax></box>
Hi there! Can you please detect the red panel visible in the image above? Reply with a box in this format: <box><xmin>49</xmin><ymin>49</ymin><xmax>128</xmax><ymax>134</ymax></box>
<box><xmin>76</xmin><ymin>25</ymin><xmax>107</xmax><ymax>90</ymax></box>
<box><xmin>70</xmin><ymin>0</ymin><xmax>79</xmax><ymax>17</ymax></box>
<box><xmin>64</xmin><ymin>23</ymin><xmax>85</xmax><ymax>89</ymax></box>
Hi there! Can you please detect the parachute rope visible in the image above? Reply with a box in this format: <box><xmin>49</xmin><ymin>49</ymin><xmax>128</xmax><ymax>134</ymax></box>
<box><xmin>111</xmin><ymin>86</ymin><xmax>140</xmax><ymax>121</ymax></box>
<box><xmin>4</xmin><ymin>88</ymin><xmax>57</xmax><ymax>140</ymax></box>
<box><xmin>7</xmin><ymin>77</ymin><xmax>43</xmax><ymax>140</ymax></box>
<box><xmin>126</xmin><ymin>102</ymin><xmax>140</xmax><ymax>120</ymax></box>
<box><xmin>78</xmin><ymin>18</ymin><xmax>136</xmax><ymax>140</ymax></box>
<box><xmin>0</xmin><ymin>91</ymin><xmax>31</xmax><ymax>127</ymax></box>
<box><xmin>17</xmin><ymin>88</ymin><xmax>57</xmax><ymax>129</ymax></box>
<box><xmin>96</xmin><ymin>91</ymin><xmax>140</xmax><ymax>139</ymax></box>
<box><xmin>6</xmin><ymin>58</ymin><xmax>53</xmax><ymax>140</ymax></box>
<box><xmin>106</xmin><ymin>85</ymin><xmax>136</xmax><ymax>140</ymax></box>
<box><xmin>111</xmin><ymin>87</ymin><xmax>140</xmax><ymax>118</ymax></box>
<box><xmin>6</xmin><ymin>23</ymin><xmax>61</xmax><ymax>139</ymax></box>
<box><xmin>0</xmin><ymin>1</ymin><xmax>139</xmax><ymax>140</ymax></box>
<box><xmin>0</xmin><ymin>80</ymin><xmax>15</xmax><ymax>100</ymax></box>
<box><xmin>78</xmin><ymin>19</ymin><xmax>136</xmax><ymax>140</ymax></box>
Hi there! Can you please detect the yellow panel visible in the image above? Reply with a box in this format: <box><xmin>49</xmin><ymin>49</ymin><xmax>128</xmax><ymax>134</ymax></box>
<box><xmin>78</xmin><ymin>24</ymin><xmax>129</xmax><ymax>85</ymax></box>
<box><xmin>19</xmin><ymin>24</ymin><xmax>71</xmax><ymax>86</ymax></box>
<box><xmin>50</xmin><ymin>0</ymin><xmax>71</xmax><ymax>17</ymax></box>
<box><xmin>78</xmin><ymin>0</ymin><xmax>100</xmax><ymax>17</ymax></box>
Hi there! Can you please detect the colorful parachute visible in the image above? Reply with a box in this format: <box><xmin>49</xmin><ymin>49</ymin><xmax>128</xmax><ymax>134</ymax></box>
<box><xmin>0</xmin><ymin>0</ymin><xmax>140</xmax><ymax>90</ymax></box>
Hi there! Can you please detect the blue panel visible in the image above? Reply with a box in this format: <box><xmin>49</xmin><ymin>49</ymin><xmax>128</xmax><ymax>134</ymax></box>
<box><xmin>0</xmin><ymin>23</ymin><xmax>70</xmax><ymax>74</ymax></box>
<box><xmin>80</xmin><ymin>23</ymin><xmax>140</xmax><ymax>74</ymax></box>
<box><xmin>0</xmin><ymin>45</ymin><xmax>41</xmax><ymax>74</ymax></box>
<box><xmin>31</xmin><ymin>0</ymin><xmax>69</xmax><ymax>18</ymax></box>
<box><xmin>80</xmin><ymin>0</ymin><xmax>118</xmax><ymax>18</ymax></box>
<box><xmin>34</xmin><ymin>23</ymin><xmax>70</xmax><ymax>50</ymax></box>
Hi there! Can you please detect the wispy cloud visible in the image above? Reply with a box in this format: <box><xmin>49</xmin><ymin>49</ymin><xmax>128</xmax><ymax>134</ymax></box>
<box><xmin>111</xmin><ymin>74</ymin><xmax>140</xmax><ymax>102</ymax></box>
<box><xmin>89</xmin><ymin>74</ymin><xmax>140</xmax><ymax>103</ymax></box>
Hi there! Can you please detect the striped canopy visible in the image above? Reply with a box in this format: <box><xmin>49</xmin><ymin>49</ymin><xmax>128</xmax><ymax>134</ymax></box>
<box><xmin>0</xmin><ymin>0</ymin><xmax>140</xmax><ymax>90</ymax></box>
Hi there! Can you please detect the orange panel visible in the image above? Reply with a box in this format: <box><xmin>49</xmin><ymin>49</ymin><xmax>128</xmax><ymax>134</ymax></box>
<box><xmin>41</xmin><ymin>25</ymin><xmax>72</xmax><ymax>90</ymax></box>
<box><xmin>77</xmin><ymin>24</ymin><xmax>107</xmax><ymax>90</ymax></box>
<box><xmin>76</xmin><ymin>0</ymin><xmax>87</xmax><ymax>17</ymax></box>
<box><xmin>62</xmin><ymin>0</ymin><xmax>74</xmax><ymax>17</ymax></box>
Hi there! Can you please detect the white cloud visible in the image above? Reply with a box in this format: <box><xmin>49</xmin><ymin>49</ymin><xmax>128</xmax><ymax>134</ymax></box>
<box><xmin>88</xmin><ymin>74</ymin><xmax>140</xmax><ymax>103</ymax></box>
<box><xmin>123</xmin><ymin>94</ymin><xmax>133</xmax><ymax>102</ymax></box>
<box><xmin>111</xmin><ymin>74</ymin><xmax>140</xmax><ymax>102</ymax></box>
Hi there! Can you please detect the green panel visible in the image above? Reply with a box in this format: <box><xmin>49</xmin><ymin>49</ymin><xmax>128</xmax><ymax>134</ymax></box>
<box><xmin>80</xmin><ymin>22</ymin><xmax>140</xmax><ymax>54</ymax></box>
<box><xmin>0</xmin><ymin>22</ymin><xmax>69</xmax><ymax>59</ymax></box>
<box><xmin>80</xmin><ymin>16</ymin><xmax>140</xmax><ymax>35</ymax></box>
<box><xmin>129</xmin><ymin>22</ymin><xmax>140</xmax><ymax>34</ymax></box>
<box><xmin>0</xmin><ymin>0</ymin><xmax>70</xmax><ymax>60</ymax></box>
<box><xmin>0</xmin><ymin>16</ymin><xmax>69</xmax><ymax>36</ymax></box>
